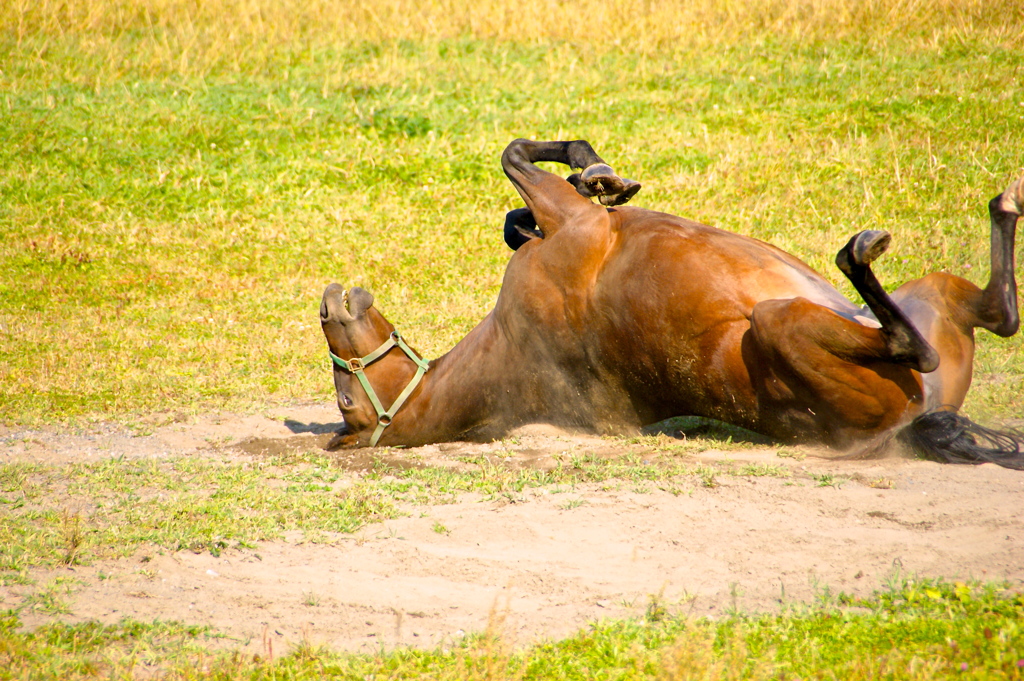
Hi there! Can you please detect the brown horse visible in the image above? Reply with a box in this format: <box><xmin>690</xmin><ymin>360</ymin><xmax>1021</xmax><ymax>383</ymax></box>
<box><xmin>320</xmin><ymin>139</ymin><xmax>1024</xmax><ymax>467</ymax></box>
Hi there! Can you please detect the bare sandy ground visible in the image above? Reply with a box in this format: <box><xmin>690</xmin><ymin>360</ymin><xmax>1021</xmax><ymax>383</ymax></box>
<box><xmin>3</xmin><ymin>403</ymin><xmax>1023</xmax><ymax>655</ymax></box>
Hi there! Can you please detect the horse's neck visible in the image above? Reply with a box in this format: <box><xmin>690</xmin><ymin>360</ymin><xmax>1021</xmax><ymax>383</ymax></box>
<box><xmin>383</xmin><ymin>312</ymin><xmax>527</xmax><ymax>445</ymax></box>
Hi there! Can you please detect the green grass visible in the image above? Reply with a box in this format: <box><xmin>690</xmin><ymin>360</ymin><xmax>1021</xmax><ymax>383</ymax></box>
<box><xmin>2</xmin><ymin>1</ymin><xmax>1023</xmax><ymax>423</ymax></box>
<box><xmin>2</xmin><ymin>578</ymin><xmax>1022</xmax><ymax>679</ymax></box>
<box><xmin>3</xmin><ymin>1</ymin><xmax>1024</xmax><ymax>677</ymax></box>
<box><xmin>0</xmin><ymin>455</ymin><xmax>400</xmax><ymax>581</ymax></box>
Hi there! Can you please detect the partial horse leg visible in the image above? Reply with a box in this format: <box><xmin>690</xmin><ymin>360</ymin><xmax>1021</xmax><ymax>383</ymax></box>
<box><xmin>863</xmin><ymin>176</ymin><xmax>1024</xmax><ymax>469</ymax></box>
<box><xmin>501</xmin><ymin>139</ymin><xmax>640</xmax><ymax>206</ymax></box>
<box><xmin>974</xmin><ymin>177</ymin><xmax>1022</xmax><ymax>336</ymax></box>
<box><xmin>743</xmin><ymin>226</ymin><xmax>960</xmax><ymax>443</ymax></box>
<box><xmin>500</xmin><ymin>139</ymin><xmax>640</xmax><ymax>240</ymax></box>
<box><xmin>503</xmin><ymin>162</ymin><xmax>641</xmax><ymax>247</ymax></box>
<box><xmin>567</xmin><ymin>167</ymin><xmax>642</xmax><ymax>206</ymax></box>
<box><xmin>745</xmin><ymin>296</ymin><xmax>926</xmax><ymax>445</ymax></box>
<box><xmin>835</xmin><ymin>230</ymin><xmax>940</xmax><ymax>372</ymax></box>
<box><xmin>503</xmin><ymin>207</ymin><xmax>540</xmax><ymax>250</ymax></box>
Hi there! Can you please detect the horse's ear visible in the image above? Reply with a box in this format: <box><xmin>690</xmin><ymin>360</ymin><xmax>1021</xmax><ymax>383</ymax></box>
<box><xmin>321</xmin><ymin>284</ymin><xmax>374</xmax><ymax>325</ymax></box>
<box><xmin>347</xmin><ymin>287</ymin><xmax>375</xmax><ymax>318</ymax></box>
<box><xmin>321</xmin><ymin>284</ymin><xmax>355</xmax><ymax>324</ymax></box>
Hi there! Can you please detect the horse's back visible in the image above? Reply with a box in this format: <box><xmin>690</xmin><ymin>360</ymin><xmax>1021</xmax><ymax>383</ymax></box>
<box><xmin>604</xmin><ymin>207</ymin><xmax>855</xmax><ymax>315</ymax></box>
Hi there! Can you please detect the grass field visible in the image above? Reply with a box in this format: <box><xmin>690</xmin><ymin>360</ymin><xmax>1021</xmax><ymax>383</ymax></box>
<box><xmin>2</xmin><ymin>0</ymin><xmax>1024</xmax><ymax>677</ymax></box>
<box><xmin>2</xmin><ymin>0</ymin><xmax>1023</xmax><ymax>423</ymax></box>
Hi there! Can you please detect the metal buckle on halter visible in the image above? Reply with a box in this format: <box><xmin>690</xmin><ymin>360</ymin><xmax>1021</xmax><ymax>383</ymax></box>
<box><xmin>327</xmin><ymin>328</ymin><xmax>430</xmax><ymax>447</ymax></box>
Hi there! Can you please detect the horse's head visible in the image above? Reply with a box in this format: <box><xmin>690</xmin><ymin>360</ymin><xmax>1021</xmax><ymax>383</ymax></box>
<box><xmin>319</xmin><ymin>283</ymin><xmax>430</xmax><ymax>448</ymax></box>
<box><xmin>320</xmin><ymin>284</ymin><xmax>394</xmax><ymax>447</ymax></box>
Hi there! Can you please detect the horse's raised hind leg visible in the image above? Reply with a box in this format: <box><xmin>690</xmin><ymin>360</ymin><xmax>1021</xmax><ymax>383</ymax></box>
<box><xmin>500</xmin><ymin>139</ymin><xmax>640</xmax><ymax>240</ymax></box>
<box><xmin>835</xmin><ymin>230</ymin><xmax>940</xmax><ymax>373</ymax></box>
<box><xmin>975</xmin><ymin>177</ymin><xmax>1023</xmax><ymax>337</ymax></box>
<box><xmin>887</xmin><ymin>177</ymin><xmax>1024</xmax><ymax>470</ymax></box>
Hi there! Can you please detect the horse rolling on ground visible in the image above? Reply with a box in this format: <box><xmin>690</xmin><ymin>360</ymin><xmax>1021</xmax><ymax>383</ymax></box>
<box><xmin>320</xmin><ymin>138</ymin><xmax>1024</xmax><ymax>468</ymax></box>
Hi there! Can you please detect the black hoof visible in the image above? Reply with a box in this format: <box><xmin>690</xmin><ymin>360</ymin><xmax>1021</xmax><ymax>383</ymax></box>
<box><xmin>580</xmin><ymin>163</ymin><xmax>616</xmax><ymax>193</ymax></box>
<box><xmin>504</xmin><ymin>207</ymin><xmax>541</xmax><ymax>251</ymax></box>
<box><xmin>836</xmin><ymin>230</ymin><xmax>891</xmax><ymax>273</ymax></box>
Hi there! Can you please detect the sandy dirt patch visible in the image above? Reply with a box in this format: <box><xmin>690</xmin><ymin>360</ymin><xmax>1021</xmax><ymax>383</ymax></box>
<box><xmin>3</xmin><ymin>403</ymin><xmax>1023</xmax><ymax>654</ymax></box>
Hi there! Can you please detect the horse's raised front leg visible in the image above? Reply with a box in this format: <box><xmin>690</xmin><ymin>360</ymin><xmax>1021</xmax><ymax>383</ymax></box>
<box><xmin>500</xmin><ymin>139</ymin><xmax>640</xmax><ymax>240</ymax></box>
<box><xmin>835</xmin><ymin>230</ymin><xmax>940</xmax><ymax>373</ymax></box>
<box><xmin>503</xmin><ymin>207</ymin><xmax>540</xmax><ymax>250</ymax></box>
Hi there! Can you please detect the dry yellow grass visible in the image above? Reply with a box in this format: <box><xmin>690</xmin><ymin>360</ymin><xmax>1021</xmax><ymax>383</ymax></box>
<box><xmin>4</xmin><ymin>0</ymin><xmax>1022</xmax><ymax>78</ymax></box>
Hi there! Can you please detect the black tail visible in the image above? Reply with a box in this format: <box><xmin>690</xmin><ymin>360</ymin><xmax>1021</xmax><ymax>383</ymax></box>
<box><xmin>897</xmin><ymin>410</ymin><xmax>1024</xmax><ymax>470</ymax></box>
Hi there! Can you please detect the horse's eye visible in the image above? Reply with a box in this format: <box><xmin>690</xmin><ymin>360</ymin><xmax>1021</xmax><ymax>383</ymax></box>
<box><xmin>340</xmin><ymin>393</ymin><xmax>354</xmax><ymax>408</ymax></box>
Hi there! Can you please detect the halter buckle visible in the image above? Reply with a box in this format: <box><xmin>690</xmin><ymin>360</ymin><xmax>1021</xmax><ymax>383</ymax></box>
<box><xmin>327</xmin><ymin>330</ymin><xmax>429</xmax><ymax>446</ymax></box>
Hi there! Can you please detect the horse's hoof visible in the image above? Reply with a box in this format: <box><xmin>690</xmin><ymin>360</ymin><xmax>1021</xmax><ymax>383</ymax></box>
<box><xmin>579</xmin><ymin>163</ymin><xmax>616</xmax><ymax>197</ymax></box>
<box><xmin>579</xmin><ymin>163</ymin><xmax>639</xmax><ymax>201</ymax></box>
<box><xmin>580</xmin><ymin>163</ymin><xmax>616</xmax><ymax>185</ymax></box>
<box><xmin>837</xmin><ymin>230</ymin><xmax>891</xmax><ymax>273</ymax></box>
<box><xmin>599</xmin><ymin>178</ymin><xmax>642</xmax><ymax>206</ymax></box>
<box><xmin>851</xmin><ymin>230</ymin><xmax>892</xmax><ymax>266</ymax></box>
<box><xmin>999</xmin><ymin>177</ymin><xmax>1024</xmax><ymax>216</ymax></box>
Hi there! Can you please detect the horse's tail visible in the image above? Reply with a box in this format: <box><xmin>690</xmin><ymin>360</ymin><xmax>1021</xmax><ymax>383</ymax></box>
<box><xmin>896</xmin><ymin>409</ymin><xmax>1024</xmax><ymax>470</ymax></box>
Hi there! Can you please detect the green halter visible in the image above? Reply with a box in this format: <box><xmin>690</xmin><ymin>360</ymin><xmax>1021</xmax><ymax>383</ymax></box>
<box><xmin>329</xmin><ymin>330</ymin><xmax>430</xmax><ymax>446</ymax></box>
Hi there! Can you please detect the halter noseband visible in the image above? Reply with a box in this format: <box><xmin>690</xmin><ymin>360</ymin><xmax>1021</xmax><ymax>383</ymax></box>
<box><xmin>329</xmin><ymin>330</ymin><xmax>430</xmax><ymax>446</ymax></box>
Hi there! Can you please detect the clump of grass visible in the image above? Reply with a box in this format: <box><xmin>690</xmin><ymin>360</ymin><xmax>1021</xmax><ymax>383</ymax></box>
<box><xmin>0</xmin><ymin>616</ymin><xmax>217</xmax><ymax>679</ymax></box>
<box><xmin>695</xmin><ymin>465</ymin><xmax>719</xmax><ymax>489</ymax></box>
<box><xmin>368</xmin><ymin>449</ymin><xmax>751</xmax><ymax>502</ymax></box>
<box><xmin>645</xmin><ymin>593</ymin><xmax>669</xmax><ymax>623</ymax></box>
<box><xmin>57</xmin><ymin>510</ymin><xmax>84</xmax><ymax>566</ymax></box>
<box><xmin>21</xmin><ymin>577</ymin><xmax>78</xmax><ymax>616</ymax></box>
<box><xmin>812</xmin><ymin>472</ymin><xmax>847</xmax><ymax>488</ymax></box>
<box><xmin>736</xmin><ymin>463</ymin><xmax>790</xmax><ymax>478</ymax></box>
